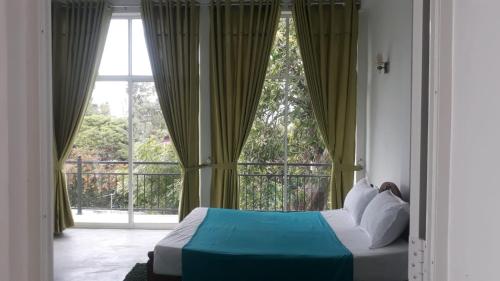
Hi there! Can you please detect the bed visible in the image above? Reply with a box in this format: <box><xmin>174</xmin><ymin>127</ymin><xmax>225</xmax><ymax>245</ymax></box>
<box><xmin>147</xmin><ymin>206</ymin><xmax>408</xmax><ymax>281</ymax></box>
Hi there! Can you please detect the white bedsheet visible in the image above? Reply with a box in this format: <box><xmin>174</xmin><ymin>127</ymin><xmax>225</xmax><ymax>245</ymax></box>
<box><xmin>154</xmin><ymin>208</ymin><xmax>408</xmax><ymax>281</ymax></box>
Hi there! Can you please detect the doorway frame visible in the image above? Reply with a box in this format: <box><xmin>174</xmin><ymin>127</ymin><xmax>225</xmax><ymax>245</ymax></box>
<box><xmin>40</xmin><ymin>0</ymin><xmax>54</xmax><ymax>280</ymax></box>
<box><xmin>409</xmin><ymin>0</ymin><xmax>454</xmax><ymax>280</ymax></box>
<box><xmin>424</xmin><ymin>0</ymin><xmax>454</xmax><ymax>280</ymax></box>
<box><xmin>38</xmin><ymin>0</ymin><xmax>455</xmax><ymax>280</ymax></box>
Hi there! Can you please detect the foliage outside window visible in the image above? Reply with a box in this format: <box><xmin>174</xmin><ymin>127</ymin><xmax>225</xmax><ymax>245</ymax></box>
<box><xmin>65</xmin><ymin>18</ymin><xmax>181</xmax><ymax>223</ymax></box>
<box><xmin>239</xmin><ymin>17</ymin><xmax>330</xmax><ymax>211</ymax></box>
<box><xmin>65</xmin><ymin>16</ymin><xmax>331</xmax><ymax>222</ymax></box>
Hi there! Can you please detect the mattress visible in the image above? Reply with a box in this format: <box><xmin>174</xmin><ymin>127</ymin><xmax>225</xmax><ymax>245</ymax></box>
<box><xmin>154</xmin><ymin>208</ymin><xmax>408</xmax><ymax>281</ymax></box>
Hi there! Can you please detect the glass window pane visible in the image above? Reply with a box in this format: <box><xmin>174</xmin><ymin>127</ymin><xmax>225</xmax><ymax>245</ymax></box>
<box><xmin>239</xmin><ymin>17</ymin><xmax>329</xmax><ymax>212</ymax></box>
<box><xmin>287</xmin><ymin>78</ymin><xmax>329</xmax><ymax>212</ymax></box>
<box><xmin>287</xmin><ymin>19</ymin><xmax>329</xmax><ymax>211</ymax></box>
<box><xmin>98</xmin><ymin>19</ymin><xmax>129</xmax><ymax>75</ymax></box>
<box><xmin>132</xmin><ymin>19</ymin><xmax>153</xmax><ymax>76</ymax></box>
<box><xmin>287</xmin><ymin>78</ymin><xmax>326</xmax><ymax>164</ymax></box>
<box><xmin>132</xmin><ymin>82</ymin><xmax>172</xmax><ymax>161</ymax></box>
<box><xmin>66</xmin><ymin>81</ymin><xmax>129</xmax><ymax>224</ymax></box>
<box><xmin>240</xmin><ymin>79</ymin><xmax>286</xmax><ymax>164</ymax></box>
<box><xmin>239</xmin><ymin>79</ymin><xmax>286</xmax><ymax>211</ymax></box>
<box><xmin>266</xmin><ymin>18</ymin><xmax>288</xmax><ymax>79</ymax></box>
<box><xmin>288</xmin><ymin>17</ymin><xmax>306</xmax><ymax>78</ymax></box>
<box><xmin>132</xmin><ymin>82</ymin><xmax>179</xmax><ymax>223</ymax></box>
<box><xmin>70</xmin><ymin>81</ymin><xmax>129</xmax><ymax>160</ymax></box>
<box><xmin>88</xmin><ymin>81</ymin><xmax>129</xmax><ymax>119</ymax></box>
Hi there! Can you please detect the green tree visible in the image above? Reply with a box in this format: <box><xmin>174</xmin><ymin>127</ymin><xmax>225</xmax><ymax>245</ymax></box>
<box><xmin>69</xmin><ymin>114</ymin><xmax>128</xmax><ymax>161</ymax></box>
<box><xmin>67</xmin><ymin>18</ymin><xmax>329</xmax><ymax>213</ymax></box>
<box><xmin>131</xmin><ymin>82</ymin><xmax>169</xmax><ymax>145</ymax></box>
<box><xmin>130</xmin><ymin>84</ymin><xmax>181</xmax><ymax>214</ymax></box>
<box><xmin>239</xmin><ymin>18</ymin><xmax>330</xmax><ymax>211</ymax></box>
<box><xmin>133</xmin><ymin>137</ymin><xmax>181</xmax><ymax>213</ymax></box>
<box><xmin>240</xmin><ymin>18</ymin><xmax>326</xmax><ymax>165</ymax></box>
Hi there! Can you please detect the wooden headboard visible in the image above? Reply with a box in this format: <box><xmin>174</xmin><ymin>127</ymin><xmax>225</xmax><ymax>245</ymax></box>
<box><xmin>379</xmin><ymin>182</ymin><xmax>403</xmax><ymax>200</ymax></box>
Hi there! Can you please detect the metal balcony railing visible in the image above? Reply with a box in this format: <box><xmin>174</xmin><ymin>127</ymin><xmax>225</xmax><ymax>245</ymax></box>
<box><xmin>65</xmin><ymin>158</ymin><xmax>182</xmax><ymax>215</ymax></box>
<box><xmin>238</xmin><ymin>162</ymin><xmax>331</xmax><ymax>212</ymax></box>
<box><xmin>65</xmin><ymin>157</ymin><xmax>332</xmax><ymax>215</ymax></box>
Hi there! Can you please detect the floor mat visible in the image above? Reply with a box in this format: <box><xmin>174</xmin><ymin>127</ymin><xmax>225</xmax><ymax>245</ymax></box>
<box><xmin>123</xmin><ymin>263</ymin><xmax>146</xmax><ymax>281</ymax></box>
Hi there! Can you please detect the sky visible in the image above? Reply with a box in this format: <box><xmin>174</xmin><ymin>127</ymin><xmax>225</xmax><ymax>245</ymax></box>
<box><xmin>91</xmin><ymin>19</ymin><xmax>153</xmax><ymax>117</ymax></box>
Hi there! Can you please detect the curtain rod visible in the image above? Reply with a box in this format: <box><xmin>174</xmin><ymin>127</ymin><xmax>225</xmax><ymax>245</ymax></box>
<box><xmin>110</xmin><ymin>0</ymin><xmax>361</xmax><ymax>8</ymax></box>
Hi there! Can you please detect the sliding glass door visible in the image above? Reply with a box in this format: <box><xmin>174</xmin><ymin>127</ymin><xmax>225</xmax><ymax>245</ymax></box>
<box><xmin>65</xmin><ymin>16</ymin><xmax>180</xmax><ymax>227</ymax></box>
<box><xmin>239</xmin><ymin>16</ymin><xmax>331</xmax><ymax>211</ymax></box>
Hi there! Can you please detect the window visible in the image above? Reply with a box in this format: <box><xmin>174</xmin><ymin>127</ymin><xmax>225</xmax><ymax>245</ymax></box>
<box><xmin>66</xmin><ymin>14</ymin><xmax>335</xmax><ymax>226</ymax></box>
<box><xmin>65</xmin><ymin>17</ymin><xmax>180</xmax><ymax>226</ymax></box>
<box><xmin>239</xmin><ymin>16</ymin><xmax>330</xmax><ymax>211</ymax></box>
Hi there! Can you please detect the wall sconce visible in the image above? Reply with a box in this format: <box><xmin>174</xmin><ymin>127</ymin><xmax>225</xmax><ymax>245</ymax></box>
<box><xmin>376</xmin><ymin>53</ymin><xmax>390</xmax><ymax>74</ymax></box>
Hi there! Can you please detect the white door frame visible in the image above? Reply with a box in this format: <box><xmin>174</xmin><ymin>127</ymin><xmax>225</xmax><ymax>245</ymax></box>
<box><xmin>410</xmin><ymin>0</ymin><xmax>454</xmax><ymax>280</ymax></box>
<box><xmin>425</xmin><ymin>0</ymin><xmax>453</xmax><ymax>280</ymax></box>
<box><xmin>411</xmin><ymin>0</ymin><xmax>454</xmax><ymax>280</ymax></box>
<box><xmin>40</xmin><ymin>0</ymin><xmax>53</xmax><ymax>280</ymax></box>
<box><xmin>409</xmin><ymin>0</ymin><xmax>428</xmax><ymax>279</ymax></box>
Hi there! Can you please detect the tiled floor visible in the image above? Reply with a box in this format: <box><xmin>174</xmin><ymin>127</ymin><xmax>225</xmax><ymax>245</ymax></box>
<box><xmin>54</xmin><ymin>228</ymin><xmax>169</xmax><ymax>281</ymax></box>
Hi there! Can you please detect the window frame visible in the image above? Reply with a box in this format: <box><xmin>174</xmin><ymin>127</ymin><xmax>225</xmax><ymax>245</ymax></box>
<box><xmin>75</xmin><ymin>14</ymin><xmax>177</xmax><ymax>229</ymax></box>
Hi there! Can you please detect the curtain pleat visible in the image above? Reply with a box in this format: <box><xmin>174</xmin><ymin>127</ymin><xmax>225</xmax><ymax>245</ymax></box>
<box><xmin>52</xmin><ymin>0</ymin><xmax>111</xmax><ymax>234</ymax></box>
<box><xmin>293</xmin><ymin>0</ymin><xmax>359</xmax><ymax>209</ymax></box>
<box><xmin>210</xmin><ymin>0</ymin><xmax>280</xmax><ymax>209</ymax></box>
<box><xmin>141</xmin><ymin>0</ymin><xmax>200</xmax><ymax>221</ymax></box>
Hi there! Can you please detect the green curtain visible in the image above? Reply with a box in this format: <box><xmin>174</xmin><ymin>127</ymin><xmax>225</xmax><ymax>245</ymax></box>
<box><xmin>52</xmin><ymin>0</ymin><xmax>111</xmax><ymax>233</ymax></box>
<box><xmin>293</xmin><ymin>0</ymin><xmax>359</xmax><ymax>209</ymax></box>
<box><xmin>210</xmin><ymin>0</ymin><xmax>280</xmax><ymax>209</ymax></box>
<box><xmin>141</xmin><ymin>0</ymin><xmax>200</xmax><ymax>221</ymax></box>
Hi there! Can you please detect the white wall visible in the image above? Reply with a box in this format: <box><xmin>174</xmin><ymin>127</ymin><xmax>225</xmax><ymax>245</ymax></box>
<box><xmin>0</xmin><ymin>0</ymin><xmax>50</xmax><ymax>280</ymax></box>
<box><xmin>447</xmin><ymin>1</ymin><xmax>500</xmax><ymax>280</ymax></box>
<box><xmin>358</xmin><ymin>0</ymin><xmax>413</xmax><ymax>199</ymax></box>
<box><xmin>0</xmin><ymin>0</ymin><xmax>11</xmax><ymax>279</ymax></box>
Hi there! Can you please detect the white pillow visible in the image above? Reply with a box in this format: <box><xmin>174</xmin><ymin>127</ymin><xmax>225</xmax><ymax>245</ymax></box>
<box><xmin>343</xmin><ymin>178</ymin><xmax>378</xmax><ymax>225</ymax></box>
<box><xmin>360</xmin><ymin>190</ymin><xmax>410</xmax><ymax>249</ymax></box>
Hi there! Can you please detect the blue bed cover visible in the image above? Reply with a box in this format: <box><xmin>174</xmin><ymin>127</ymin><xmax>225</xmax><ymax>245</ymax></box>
<box><xmin>182</xmin><ymin>208</ymin><xmax>353</xmax><ymax>281</ymax></box>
